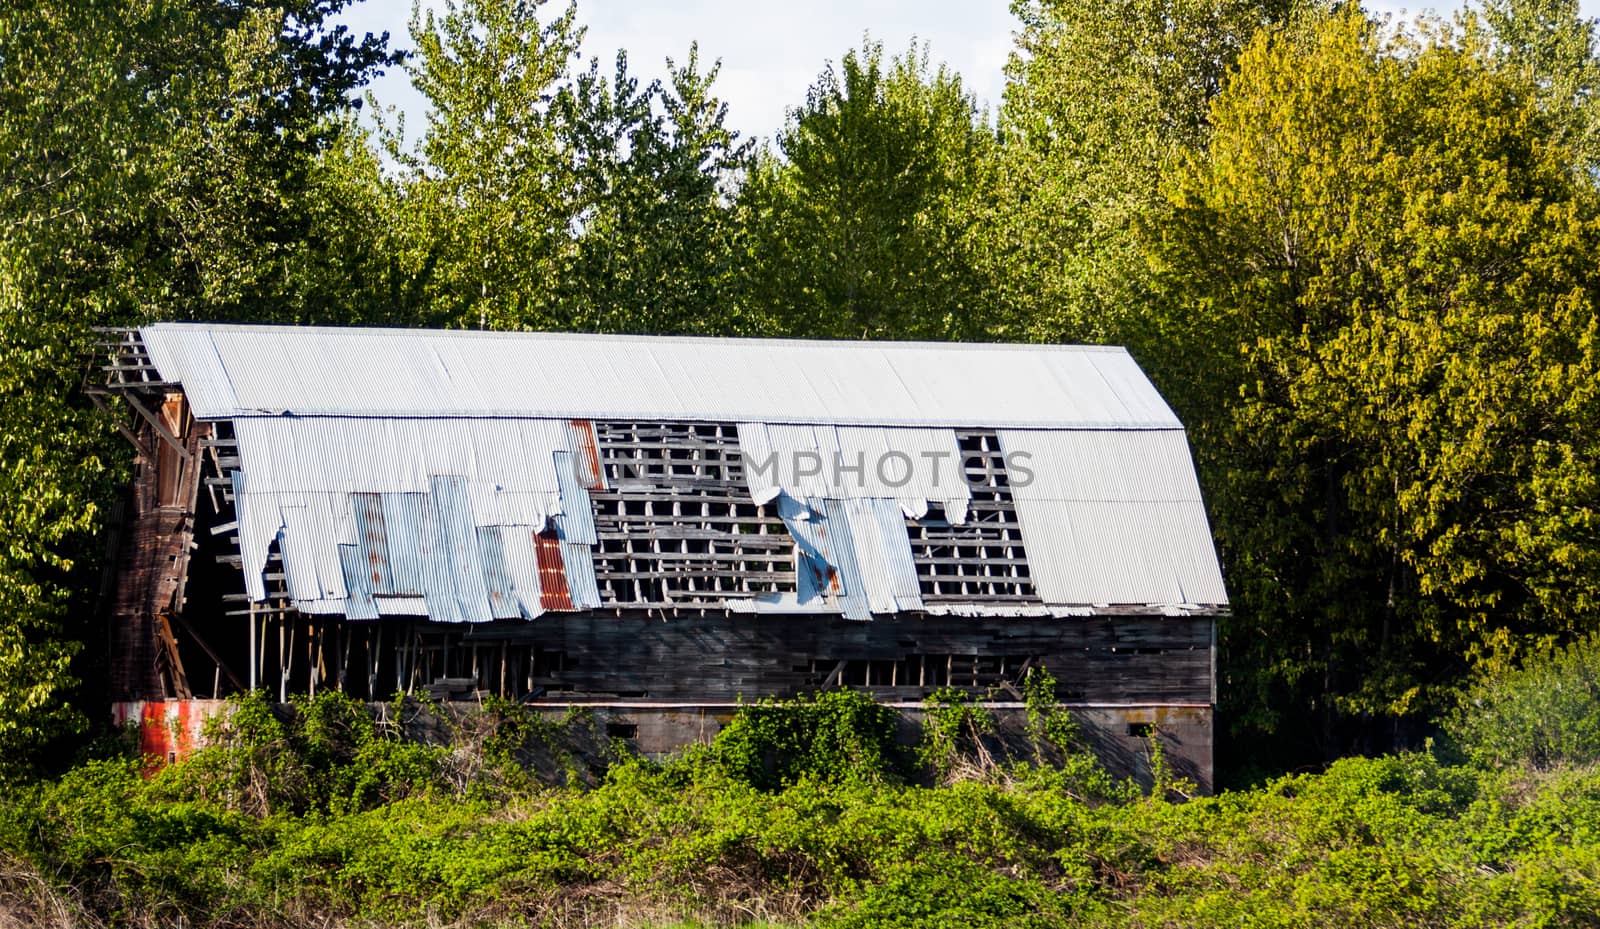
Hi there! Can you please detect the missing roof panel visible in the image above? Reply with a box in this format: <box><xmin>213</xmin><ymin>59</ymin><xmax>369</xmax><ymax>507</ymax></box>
<box><xmin>906</xmin><ymin>430</ymin><xmax>1037</xmax><ymax>603</ymax></box>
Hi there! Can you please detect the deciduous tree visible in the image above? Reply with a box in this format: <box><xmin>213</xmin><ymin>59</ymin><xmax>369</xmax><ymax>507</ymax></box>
<box><xmin>1155</xmin><ymin>7</ymin><xmax>1600</xmax><ymax>757</ymax></box>
<box><xmin>0</xmin><ymin>0</ymin><xmax>393</xmax><ymax>776</ymax></box>
<box><xmin>739</xmin><ymin>40</ymin><xmax>997</xmax><ymax>341</ymax></box>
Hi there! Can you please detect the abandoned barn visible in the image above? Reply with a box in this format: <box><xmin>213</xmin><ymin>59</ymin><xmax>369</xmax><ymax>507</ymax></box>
<box><xmin>92</xmin><ymin>323</ymin><xmax>1228</xmax><ymax>788</ymax></box>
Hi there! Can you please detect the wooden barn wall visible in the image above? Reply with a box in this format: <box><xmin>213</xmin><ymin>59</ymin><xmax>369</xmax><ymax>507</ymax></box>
<box><xmin>108</xmin><ymin>395</ymin><xmax>207</xmax><ymax>701</ymax></box>
<box><xmin>447</xmin><ymin>612</ymin><xmax>1214</xmax><ymax>705</ymax></box>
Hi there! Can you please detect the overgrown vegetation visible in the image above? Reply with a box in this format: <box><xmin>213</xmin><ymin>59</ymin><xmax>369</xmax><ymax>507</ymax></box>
<box><xmin>3</xmin><ymin>0</ymin><xmax>1600</xmax><ymax>920</ymax></box>
<box><xmin>1447</xmin><ymin>634</ymin><xmax>1600</xmax><ymax>770</ymax></box>
<box><xmin>1</xmin><ymin>687</ymin><xmax>1597</xmax><ymax>928</ymax></box>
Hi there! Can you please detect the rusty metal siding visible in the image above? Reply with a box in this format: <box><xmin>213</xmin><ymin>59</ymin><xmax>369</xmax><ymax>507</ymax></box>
<box><xmin>558</xmin><ymin>542</ymin><xmax>602</xmax><ymax>609</ymax></box>
<box><xmin>535</xmin><ymin>532</ymin><xmax>573</xmax><ymax>611</ymax></box>
<box><xmin>351</xmin><ymin>493</ymin><xmax>393</xmax><ymax>595</ymax></box>
<box><xmin>566</xmin><ymin>420</ymin><xmax>606</xmax><ymax>489</ymax></box>
<box><xmin>224</xmin><ymin>417</ymin><xmax>603</xmax><ymax>621</ymax></box>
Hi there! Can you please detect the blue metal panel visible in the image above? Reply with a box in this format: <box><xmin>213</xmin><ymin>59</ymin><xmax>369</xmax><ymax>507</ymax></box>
<box><xmin>500</xmin><ymin>527</ymin><xmax>545</xmax><ymax>619</ymax></box>
<box><xmin>559</xmin><ymin>541</ymin><xmax>602</xmax><ymax>609</ymax></box>
<box><xmin>814</xmin><ymin>498</ymin><xmax>871</xmax><ymax>621</ymax></box>
<box><xmin>337</xmin><ymin>543</ymin><xmax>380</xmax><ymax>620</ymax></box>
<box><xmin>432</xmin><ymin>479</ymin><xmax>492</xmax><ymax>623</ymax></box>
<box><xmin>870</xmin><ymin>499</ymin><xmax>925</xmax><ymax>611</ymax></box>
<box><xmin>476</xmin><ymin>526</ymin><xmax>521</xmax><ymax>620</ymax></box>
<box><xmin>551</xmin><ymin>451</ymin><xmax>597</xmax><ymax>544</ymax></box>
<box><xmin>430</xmin><ymin>475</ymin><xmax>494</xmax><ymax>624</ymax></box>
<box><xmin>414</xmin><ymin>480</ymin><xmax>460</xmax><ymax>623</ymax></box>
<box><xmin>840</xmin><ymin>498</ymin><xmax>923</xmax><ymax>612</ymax></box>
<box><xmin>231</xmin><ymin>468</ymin><xmax>282</xmax><ymax>604</ymax></box>
<box><xmin>379</xmin><ymin>493</ymin><xmax>428</xmax><ymax>597</ymax></box>
<box><xmin>776</xmin><ymin>494</ymin><xmax>827</xmax><ymax>607</ymax></box>
<box><xmin>350</xmin><ymin>492</ymin><xmax>393</xmax><ymax>595</ymax></box>
<box><xmin>775</xmin><ymin>493</ymin><xmax>868</xmax><ymax>619</ymax></box>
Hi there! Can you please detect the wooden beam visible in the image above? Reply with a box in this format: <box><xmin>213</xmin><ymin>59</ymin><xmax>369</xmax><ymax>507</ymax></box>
<box><xmin>153</xmin><ymin>613</ymin><xmax>192</xmax><ymax>699</ymax></box>
<box><xmin>85</xmin><ymin>390</ymin><xmax>149</xmax><ymax>456</ymax></box>
<box><xmin>121</xmin><ymin>392</ymin><xmax>191</xmax><ymax>464</ymax></box>
<box><xmin>169</xmin><ymin>611</ymin><xmax>246</xmax><ymax>692</ymax></box>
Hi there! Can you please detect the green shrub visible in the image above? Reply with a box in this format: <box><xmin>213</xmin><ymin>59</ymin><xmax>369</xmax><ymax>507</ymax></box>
<box><xmin>158</xmin><ymin>691</ymin><xmax>447</xmax><ymax>816</ymax></box>
<box><xmin>711</xmin><ymin>689</ymin><xmax>907</xmax><ymax>789</ymax></box>
<box><xmin>3</xmin><ymin>696</ymin><xmax>1600</xmax><ymax>927</ymax></box>
<box><xmin>919</xmin><ymin>686</ymin><xmax>998</xmax><ymax>780</ymax></box>
<box><xmin>1446</xmin><ymin>635</ymin><xmax>1600</xmax><ymax>769</ymax></box>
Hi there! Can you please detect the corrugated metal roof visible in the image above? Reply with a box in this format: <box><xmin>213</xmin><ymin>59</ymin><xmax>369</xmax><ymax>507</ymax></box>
<box><xmin>162</xmin><ymin>323</ymin><xmax>1225</xmax><ymax>618</ymax></box>
<box><xmin>776</xmin><ymin>494</ymin><xmax>870</xmax><ymax>620</ymax></box>
<box><xmin>140</xmin><ymin>323</ymin><xmax>1182</xmax><ymax>429</ymax></box>
<box><xmin>997</xmin><ymin>430</ymin><xmax>1228</xmax><ymax>606</ymax></box>
<box><xmin>840</xmin><ymin>498</ymin><xmax>925</xmax><ymax>613</ymax></box>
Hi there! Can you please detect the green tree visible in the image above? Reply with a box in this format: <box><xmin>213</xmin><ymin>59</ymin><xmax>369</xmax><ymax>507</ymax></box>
<box><xmin>552</xmin><ymin>46</ymin><xmax>753</xmax><ymax>335</ymax></box>
<box><xmin>1155</xmin><ymin>7</ymin><xmax>1600</xmax><ymax>760</ymax></box>
<box><xmin>396</xmin><ymin>0</ymin><xmax>584</xmax><ymax>331</ymax></box>
<box><xmin>1478</xmin><ymin>0</ymin><xmax>1600</xmax><ymax>167</ymax></box>
<box><xmin>281</xmin><ymin>123</ymin><xmax>425</xmax><ymax>327</ymax></box>
<box><xmin>0</xmin><ymin>0</ymin><xmax>392</xmax><ymax>778</ymax></box>
<box><xmin>991</xmin><ymin>0</ymin><xmax>1293</xmax><ymax>344</ymax></box>
<box><xmin>739</xmin><ymin>39</ymin><xmax>998</xmax><ymax>341</ymax></box>
<box><xmin>398</xmin><ymin>0</ymin><xmax>749</xmax><ymax>335</ymax></box>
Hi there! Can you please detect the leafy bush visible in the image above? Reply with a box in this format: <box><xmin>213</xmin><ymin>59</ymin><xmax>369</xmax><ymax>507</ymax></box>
<box><xmin>1447</xmin><ymin>635</ymin><xmax>1600</xmax><ymax>769</ymax></box>
<box><xmin>158</xmin><ymin>691</ymin><xmax>447</xmax><ymax>816</ymax></box>
<box><xmin>710</xmin><ymin>689</ymin><xmax>908</xmax><ymax>789</ymax></box>
<box><xmin>918</xmin><ymin>686</ymin><xmax>998</xmax><ymax>780</ymax></box>
<box><xmin>2</xmin><ymin>696</ymin><xmax>1599</xmax><ymax>927</ymax></box>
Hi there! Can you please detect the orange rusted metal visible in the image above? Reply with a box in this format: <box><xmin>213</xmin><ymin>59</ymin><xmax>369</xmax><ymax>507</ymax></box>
<box><xmin>534</xmin><ymin>530</ymin><xmax>574</xmax><ymax>610</ymax></box>
<box><xmin>567</xmin><ymin>419</ymin><xmax>605</xmax><ymax>489</ymax></box>
<box><xmin>112</xmin><ymin>700</ymin><xmax>229</xmax><ymax>772</ymax></box>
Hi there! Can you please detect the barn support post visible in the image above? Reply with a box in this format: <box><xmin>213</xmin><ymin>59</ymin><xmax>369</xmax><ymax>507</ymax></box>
<box><xmin>247</xmin><ymin>606</ymin><xmax>257</xmax><ymax>692</ymax></box>
<box><xmin>277</xmin><ymin>617</ymin><xmax>287</xmax><ymax>703</ymax></box>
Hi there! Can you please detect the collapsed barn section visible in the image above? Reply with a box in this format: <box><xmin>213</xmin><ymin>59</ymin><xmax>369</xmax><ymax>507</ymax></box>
<box><xmin>91</xmin><ymin>323</ymin><xmax>1227</xmax><ymax>789</ymax></box>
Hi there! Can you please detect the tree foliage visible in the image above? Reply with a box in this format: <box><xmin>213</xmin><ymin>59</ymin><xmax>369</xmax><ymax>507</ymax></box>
<box><xmin>1155</xmin><ymin>7</ymin><xmax>1600</xmax><ymax>754</ymax></box>
<box><xmin>1479</xmin><ymin>0</ymin><xmax>1600</xmax><ymax>167</ymax></box>
<box><xmin>1447</xmin><ymin>634</ymin><xmax>1600</xmax><ymax>769</ymax></box>
<box><xmin>739</xmin><ymin>39</ymin><xmax>997</xmax><ymax>340</ymax></box>
<box><xmin>991</xmin><ymin>0</ymin><xmax>1293</xmax><ymax>343</ymax></box>
<box><xmin>0</xmin><ymin>0</ymin><xmax>394</xmax><ymax>778</ymax></box>
<box><xmin>396</xmin><ymin>0</ymin><xmax>584</xmax><ymax>330</ymax></box>
<box><xmin>393</xmin><ymin>0</ymin><xmax>751</xmax><ymax>334</ymax></box>
<box><xmin>4</xmin><ymin>0</ymin><xmax>1600</xmax><ymax>782</ymax></box>
<box><xmin>552</xmin><ymin>46</ymin><xmax>754</xmax><ymax>334</ymax></box>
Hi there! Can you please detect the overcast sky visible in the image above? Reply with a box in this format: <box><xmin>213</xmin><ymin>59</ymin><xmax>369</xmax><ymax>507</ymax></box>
<box><xmin>333</xmin><ymin>0</ymin><xmax>1600</xmax><ymax>148</ymax></box>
